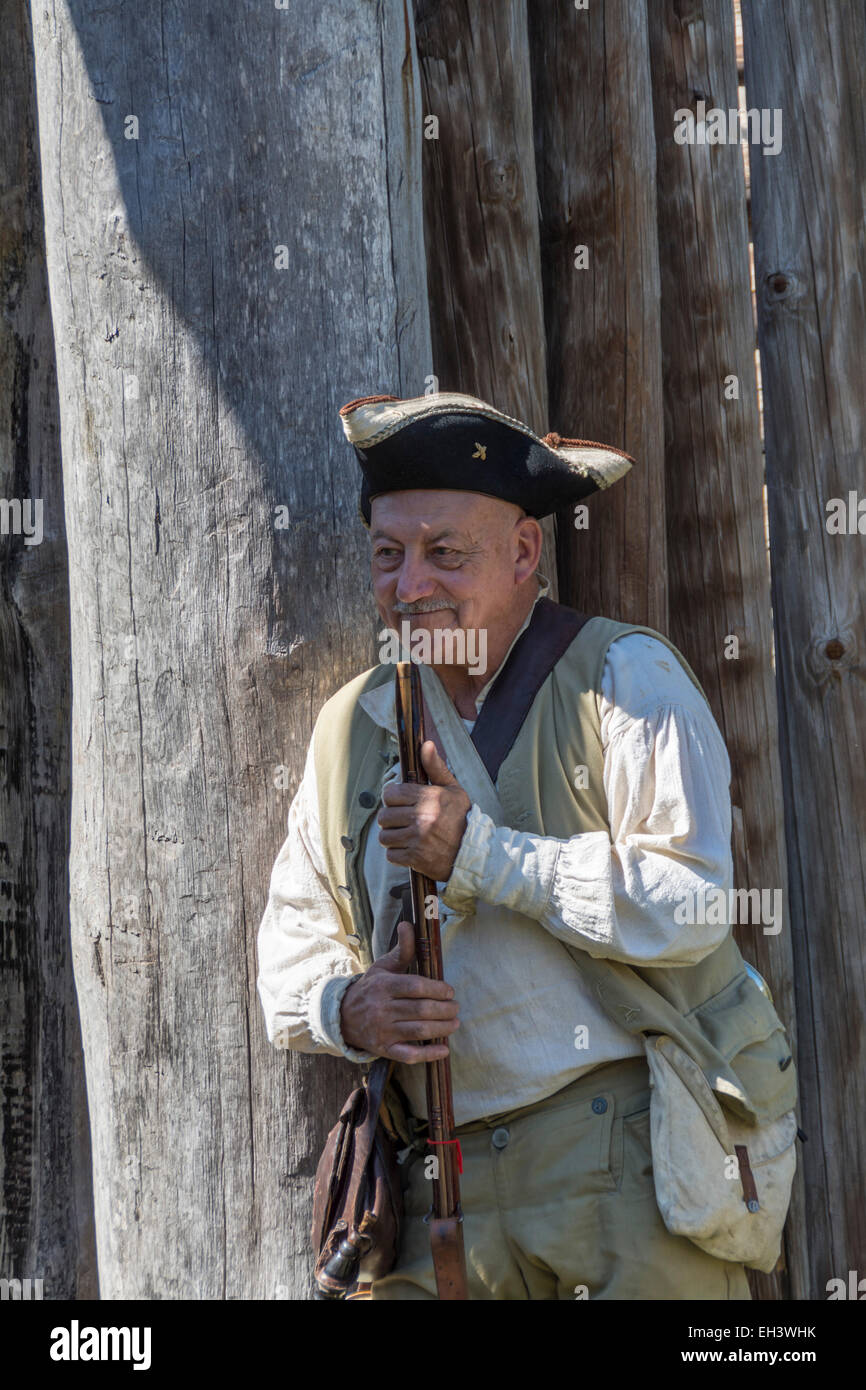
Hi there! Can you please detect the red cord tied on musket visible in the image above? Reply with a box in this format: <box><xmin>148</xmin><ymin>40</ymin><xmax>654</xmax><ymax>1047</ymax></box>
<box><xmin>395</xmin><ymin>661</ymin><xmax>468</xmax><ymax>1301</ymax></box>
<box><xmin>426</xmin><ymin>1137</ymin><xmax>464</xmax><ymax>1174</ymax></box>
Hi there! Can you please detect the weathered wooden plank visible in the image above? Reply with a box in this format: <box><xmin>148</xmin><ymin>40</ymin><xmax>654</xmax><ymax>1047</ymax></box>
<box><xmin>528</xmin><ymin>0</ymin><xmax>666</xmax><ymax>628</ymax></box>
<box><xmin>646</xmin><ymin>0</ymin><xmax>805</xmax><ymax>1300</ymax></box>
<box><xmin>29</xmin><ymin>0</ymin><xmax>430</xmax><ymax>1298</ymax></box>
<box><xmin>0</xmin><ymin>0</ymin><xmax>96</xmax><ymax>1300</ymax></box>
<box><xmin>743</xmin><ymin>0</ymin><xmax>866</xmax><ymax>1300</ymax></box>
<box><xmin>414</xmin><ymin>0</ymin><xmax>558</xmax><ymax>592</ymax></box>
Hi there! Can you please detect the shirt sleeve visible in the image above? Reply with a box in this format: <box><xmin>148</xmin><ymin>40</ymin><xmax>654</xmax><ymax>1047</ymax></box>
<box><xmin>440</xmin><ymin>633</ymin><xmax>734</xmax><ymax>967</ymax></box>
<box><xmin>256</xmin><ymin>735</ymin><xmax>376</xmax><ymax>1063</ymax></box>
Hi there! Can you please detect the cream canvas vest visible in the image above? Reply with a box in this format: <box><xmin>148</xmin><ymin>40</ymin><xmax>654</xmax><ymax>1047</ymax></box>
<box><xmin>312</xmin><ymin>615</ymin><xmax>797</xmax><ymax>1129</ymax></box>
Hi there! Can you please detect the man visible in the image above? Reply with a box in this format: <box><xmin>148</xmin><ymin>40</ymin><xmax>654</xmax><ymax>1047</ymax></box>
<box><xmin>256</xmin><ymin>391</ymin><xmax>797</xmax><ymax>1300</ymax></box>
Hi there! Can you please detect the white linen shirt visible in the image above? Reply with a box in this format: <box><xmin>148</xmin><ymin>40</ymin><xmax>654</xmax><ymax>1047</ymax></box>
<box><xmin>256</xmin><ymin>582</ymin><xmax>735</xmax><ymax>1123</ymax></box>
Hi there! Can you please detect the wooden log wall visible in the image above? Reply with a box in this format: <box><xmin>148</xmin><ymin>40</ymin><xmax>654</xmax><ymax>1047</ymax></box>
<box><xmin>743</xmin><ymin>0</ymin><xmax>866</xmax><ymax>1300</ymax></box>
<box><xmin>414</xmin><ymin>0</ymin><xmax>558</xmax><ymax>591</ymax></box>
<box><xmin>0</xmin><ymin>0</ymin><xmax>96</xmax><ymax>1299</ymax></box>
<box><xmin>646</xmin><ymin>0</ymin><xmax>804</xmax><ymax>1300</ymax></box>
<box><xmin>28</xmin><ymin>0</ymin><xmax>430</xmax><ymax>1299</ymax></box>
<box><xmin>529</xmin><ymin>0</ymin><xmax>667</xmax><ymax>629</ymax></box>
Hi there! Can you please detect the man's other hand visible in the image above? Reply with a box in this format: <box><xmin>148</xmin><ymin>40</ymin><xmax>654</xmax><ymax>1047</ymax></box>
<box><xmin>376</xmin><ymin>740</ymin><xmax>471</xmax><ymax>881</ymax></box>
<box><xmin>339</xmin><ymin>921</ymin><xmax>460</xmax><ymax>1063</ymax></box>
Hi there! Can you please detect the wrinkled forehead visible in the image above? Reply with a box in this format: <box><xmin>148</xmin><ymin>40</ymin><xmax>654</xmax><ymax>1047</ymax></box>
<box><xmin>369</xmin><ymin>488</ymin><xmax>524</xmax><ymax>539</ymax></box>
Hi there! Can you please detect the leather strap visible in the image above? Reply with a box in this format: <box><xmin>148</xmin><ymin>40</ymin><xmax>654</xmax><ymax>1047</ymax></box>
<box><xmin>470</xmin><ymin>597</ymin><xmax>590</xmax><ymax>782</ymax></box>
<box><xmin>337</xmin><ymin>1057</ymin><xmax>393</xmax><ymax>1230</ymax></box>
<box><xmin>734</xmin><ymin>1144</ymin><xmax>761</xmax><ymax>1212</ymax></box>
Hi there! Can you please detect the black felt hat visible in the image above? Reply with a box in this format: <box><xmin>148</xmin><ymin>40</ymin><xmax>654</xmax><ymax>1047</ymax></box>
<box><xmin>339</xmin><ymin>391</ymin><xmax>635</xmax><ymax>525</ymax></box>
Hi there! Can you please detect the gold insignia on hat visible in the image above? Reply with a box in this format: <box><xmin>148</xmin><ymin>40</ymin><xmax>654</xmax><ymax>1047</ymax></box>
<box><xmin>472</xmin><ymin>442</ymin><xmax>487</xmax><ymax>460</ymax></box>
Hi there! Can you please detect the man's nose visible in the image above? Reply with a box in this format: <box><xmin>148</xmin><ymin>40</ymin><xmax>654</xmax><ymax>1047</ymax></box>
<box><xmin>394</xmin><ymin>556</ymin><xmax>436</xmax><ymax>604</ymax></box>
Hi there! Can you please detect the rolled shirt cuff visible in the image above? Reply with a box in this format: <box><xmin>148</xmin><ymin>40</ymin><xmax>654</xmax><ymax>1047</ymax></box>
<box><xmin>441</xmin><ymin>803</ymin><xmax>563</xmax><ymax>920</ymax></box>
<box><xmin>308</xmin><ymin>972</ymin><xmax>378</xmax><ymax>1064</ymax></box>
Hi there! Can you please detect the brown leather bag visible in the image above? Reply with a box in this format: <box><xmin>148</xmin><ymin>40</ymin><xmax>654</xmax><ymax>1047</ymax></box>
<box><xmin>311</xmin><ymin>1056</ymin><xmax>404</xmax><ymax>1299</ymax></box>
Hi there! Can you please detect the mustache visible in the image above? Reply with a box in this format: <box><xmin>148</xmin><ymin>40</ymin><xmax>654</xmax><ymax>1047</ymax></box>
<box><xmin>391</xmin><ymin>599</ymin><xmax>458</xmax><ymax>614</ymax></box>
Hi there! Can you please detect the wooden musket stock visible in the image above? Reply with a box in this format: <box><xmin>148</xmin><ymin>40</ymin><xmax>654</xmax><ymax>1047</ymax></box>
<box><xmin>394</xmin><ymin>661</ymin><xmax>468</xmax><ymax>1301</ymax></box>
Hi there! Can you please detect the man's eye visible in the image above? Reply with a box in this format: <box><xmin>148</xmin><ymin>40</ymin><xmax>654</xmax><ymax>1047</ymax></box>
<box><xmin>432</xmin><ymin>547</ymin><xmax>458</xmax><ymax>557</ymax></box>
<box><xmin>374</xmin><ymin>548</ymin><xmax>400</xmax><ymax>559</ymax></box>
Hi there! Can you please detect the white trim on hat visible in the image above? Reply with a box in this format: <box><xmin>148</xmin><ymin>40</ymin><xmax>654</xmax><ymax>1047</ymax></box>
<box><xmin>340</xmin><ymin>392</ymin><xmax>539</xmax><ymax>449</ymax></box>
<box><xmin>341</xmin><ymin>390</ymin><xmax>634</xmax><ymax>496</ymax></box>
<box><xmin>556</xmin><ymin>445</ymin><xmax>633</xmax><ymax>489</ymax></box>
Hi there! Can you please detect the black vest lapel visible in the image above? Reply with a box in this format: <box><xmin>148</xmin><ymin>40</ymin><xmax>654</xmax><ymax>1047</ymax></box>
<box><xmin>470</xmin><ymin>598</ymin><xmax>590</xmax><ymax>783</ymax></box>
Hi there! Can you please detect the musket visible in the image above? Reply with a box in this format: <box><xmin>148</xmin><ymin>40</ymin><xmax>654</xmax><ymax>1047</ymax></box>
<box><xmin>394</xmin><ymin>661</ymin><xmax>468</xmax><ymax>1301</ymax></box>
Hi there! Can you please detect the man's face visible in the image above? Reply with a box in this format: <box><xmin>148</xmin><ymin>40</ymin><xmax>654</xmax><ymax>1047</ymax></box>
<box><xmin>369</xmin><ymin>489</ymin><xmax>542</xmax><ymax>654</ymax></box>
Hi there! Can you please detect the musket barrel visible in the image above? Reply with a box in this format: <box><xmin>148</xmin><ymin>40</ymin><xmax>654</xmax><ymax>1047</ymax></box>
<box><xmin>395</xmin><ymin>662</ymin><xmax>462</xmax><ymax>1225</ymax></box>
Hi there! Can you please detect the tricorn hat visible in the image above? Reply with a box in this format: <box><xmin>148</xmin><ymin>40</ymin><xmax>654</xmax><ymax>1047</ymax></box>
<box><xmin>339</xmin><ymin>390</ymin><xmax>634</xmax><ymax>525</ymax></box>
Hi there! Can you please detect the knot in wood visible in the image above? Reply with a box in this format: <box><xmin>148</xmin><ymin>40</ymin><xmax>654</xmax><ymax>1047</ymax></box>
<box><xmin>481</xmin><ymin>158</ymin><xmax>517</xmax><ymax>201</ymax></box>
<box><xmin>764</xmin><ymin>269</ymin><xmax>800</xmax><ymax>304</ymax></box>
<box><xmin>806</xmin><ymin>625</ymin><xmax>856</xmax><ymax>685</ymax></box>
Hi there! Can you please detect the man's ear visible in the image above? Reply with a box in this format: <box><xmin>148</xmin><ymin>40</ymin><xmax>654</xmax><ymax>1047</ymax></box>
<box><xmin>514</xmin><ymin>514</ymin><xmax>543</xmax><ymax>583</ymax></box>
